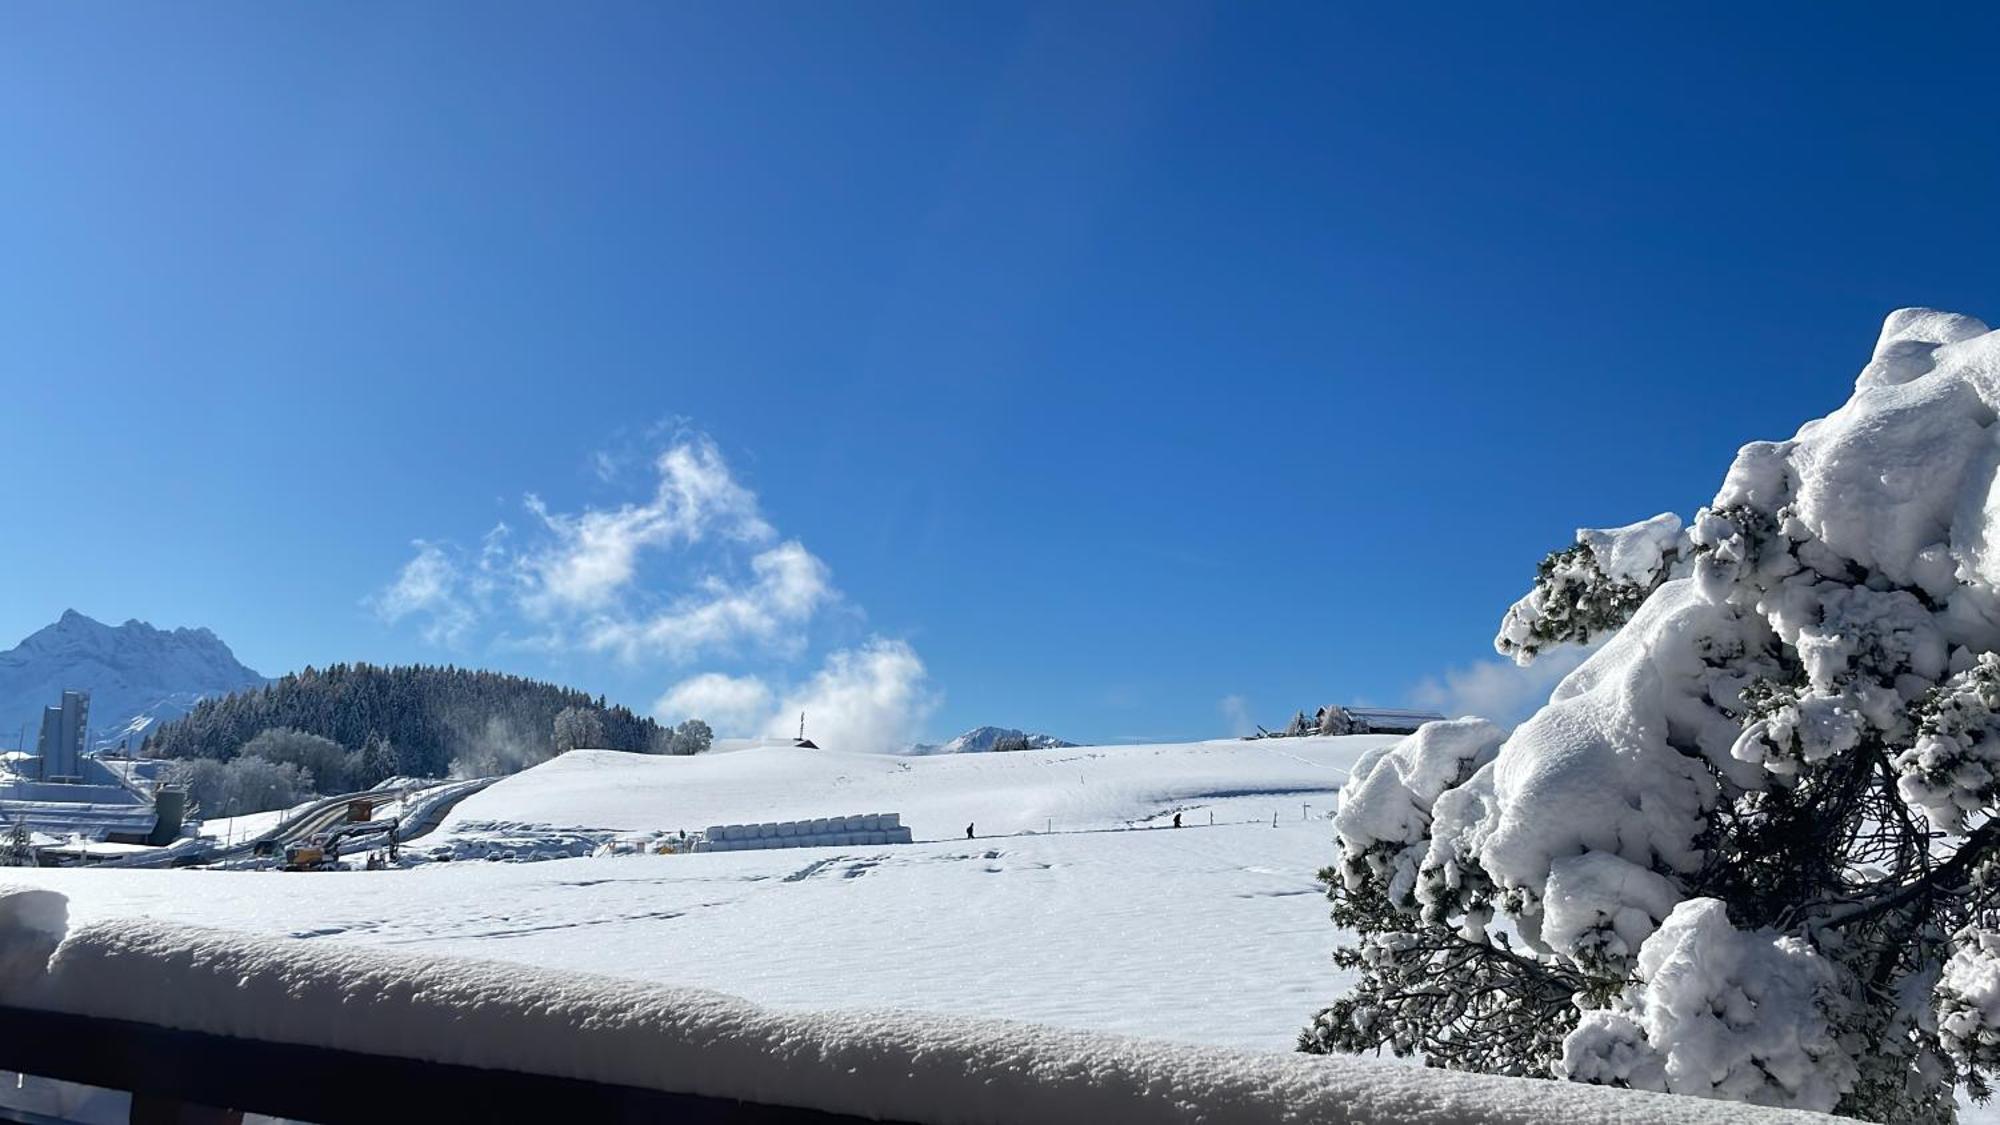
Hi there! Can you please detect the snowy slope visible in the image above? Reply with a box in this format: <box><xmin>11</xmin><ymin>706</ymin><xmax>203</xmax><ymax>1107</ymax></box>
<box><xmin>438</xmin><ymin>735</ymin><xmax>1379</xmax><ymax>846</ymax></box>
<box><xmin>0</xmin><ymin>610</ymin><xmax>266</xmax><ymax>750</ymax></box>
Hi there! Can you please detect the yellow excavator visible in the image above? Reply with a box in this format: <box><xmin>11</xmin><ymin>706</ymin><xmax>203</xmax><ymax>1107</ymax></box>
<box><xmin>281</xmin><ymin>835</ymin><xmax>336</xmax><ymax>871</ymax></box>
<box><xmin>281</xmin><ymin>819</ymin><xmax>399</xmax><ymax>872</ymax></box>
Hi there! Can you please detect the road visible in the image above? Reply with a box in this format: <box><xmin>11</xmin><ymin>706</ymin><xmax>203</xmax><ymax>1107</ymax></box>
<box><xmin>197</xmin><ymin>777</ymin><xmax>498</xmax><ymax>866</ymax></box>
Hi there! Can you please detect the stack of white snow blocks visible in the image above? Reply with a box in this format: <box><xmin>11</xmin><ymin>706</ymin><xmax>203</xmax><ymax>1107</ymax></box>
<box><xmin>693</xmin><ymin>813</ymin><xmax>912</xmax><ymax>852</ymax></box>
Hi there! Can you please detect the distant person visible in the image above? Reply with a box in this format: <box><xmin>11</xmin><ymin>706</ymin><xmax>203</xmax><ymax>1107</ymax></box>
<box><xmin>1173</xmin><ymin>812</ymin><xmax>1182</xmax><ymax>829</ymax></box>
<box><xmin>966</xmin><ymin>823</ymin><xmax>974</xmax><ymax>839</ymax></box>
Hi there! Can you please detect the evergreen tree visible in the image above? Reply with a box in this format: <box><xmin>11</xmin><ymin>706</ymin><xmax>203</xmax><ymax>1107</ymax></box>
<box><xmin>3</xmin><ymin>817</ymin><xmax>32</xmax><ymax>867</ymax></box>
<box><xmin>358</xmin><ymin>734</ymin><xmax>398</xmax><ymax>787</ymax></box>
<box><xmin>1305</xmin><ymin>310</ymin><xmax>2000</xmax><ymax>1121</ymax></box>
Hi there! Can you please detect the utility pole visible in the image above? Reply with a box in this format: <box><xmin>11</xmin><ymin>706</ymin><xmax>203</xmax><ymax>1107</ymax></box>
<box><xmin>798</xmin><ymin>712</ymin><xmax>806</xmax><ymax>742</ymax></box>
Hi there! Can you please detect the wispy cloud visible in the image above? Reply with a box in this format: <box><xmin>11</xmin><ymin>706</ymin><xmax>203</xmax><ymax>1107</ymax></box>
<box><xmin>374</xmin><ymin>434</ymin><xmax>826</xmax><ymax>664</ymax></box>
<box><xmin>1408</xmin><ymin>644</ymin><xmax>1595</xmax><ymax>727</ymax></box>
<box><xmin>584</xmin><ymin>540</ymin><xmax>832</xmax><ymax>662</ymax></box>
<box><xmin>1218</xmin><ymin>693</ymin><xmax>1255</xmax><ymax>737</ymax></box>
<box><xmin>655</xmin><ymin>672</ymin><xmax>775</xmax><ymax>733</ymax></box>
<box><xmin>368</xmin><ymin>541</ymin><xmax>476</xmax><ymax>646</ymax></box>
<box><xmin>518</xmin><ymin>437</ymin><xmax>775</xmax><ymax>619</ymax></box>
<box><xmin>375</xmin><ymin>432</ymin><xmax>936</xmax><ymax>751</ymax></box>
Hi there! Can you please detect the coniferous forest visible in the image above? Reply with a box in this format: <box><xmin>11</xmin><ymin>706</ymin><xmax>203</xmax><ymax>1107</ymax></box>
<box><xmin>142</xmin><ymin>663</ymin><xmax>672</xmax><ymax>784</ymax></box>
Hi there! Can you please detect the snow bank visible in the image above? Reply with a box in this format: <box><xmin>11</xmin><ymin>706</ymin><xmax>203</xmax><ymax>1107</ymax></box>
<box><xmin>0</xmin><ymin>887</ymin><xmax>1821</xmax><ymax>1125</ymax></box>
<box><xmin>0</xmin><ymin>888</ymin><xmax>63</xmax><ymax>990</ymax></box>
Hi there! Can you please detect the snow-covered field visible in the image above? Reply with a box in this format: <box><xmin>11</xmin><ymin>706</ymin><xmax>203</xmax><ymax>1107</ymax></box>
<box><xmin>436</xmin><ymin>736</ymin><xmax>1380</xmax><ymax>854</ymax></box>
<box><xmin>5</xmin><ymin>737</ymin><xmax>1384</xmax><ymax>1053</ymax></box>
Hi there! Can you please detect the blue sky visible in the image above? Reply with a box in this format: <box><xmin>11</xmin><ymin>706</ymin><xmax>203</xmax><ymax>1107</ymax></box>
<box><xmin>5</xmin><ymin>3</ymin><xmax>2000</xmax><ymax>746</ymax></box>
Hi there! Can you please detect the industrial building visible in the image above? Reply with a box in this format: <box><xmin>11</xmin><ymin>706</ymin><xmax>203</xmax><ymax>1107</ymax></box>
<box><xmin>3</xmin><ymin>690</ymin><xmax>186</xmax><ymax>855</ymax></box>
<box><xmin>34</xmin><ymin>690</ymin><xmax>89</xmax><ymax>782</ymax></box>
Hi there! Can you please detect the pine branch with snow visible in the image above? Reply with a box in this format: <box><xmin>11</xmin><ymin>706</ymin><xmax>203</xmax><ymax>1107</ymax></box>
<box><xmin>1307</xmin><ymin>309</ymin><xmax>2000</xmax><ymax>1123</ymax></box>
<box><xmin>1495</xmin><ymin>514</ymin><xmax>1686</xmax><ymax>665</ymax></box>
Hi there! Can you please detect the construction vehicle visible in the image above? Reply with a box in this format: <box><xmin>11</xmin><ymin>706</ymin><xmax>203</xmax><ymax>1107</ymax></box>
<box><xmin>280</xmin><ymin>818</ymin><xmax>400</xmax><ymax>872</ymax></box>
<box><xmin>282</xmin><ymin>835</ymin><xmax>337</xmax><ymax>871</ymax></box>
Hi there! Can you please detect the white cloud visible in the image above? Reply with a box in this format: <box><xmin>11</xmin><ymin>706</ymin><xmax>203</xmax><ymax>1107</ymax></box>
<box><xmin>587</xmin><ymin>541</ymin><xmax>833</xmax><ymax>663</ymax></box>
<box><xmin>519</xmin><ymin>438</ymin><xmax>774</xmax><ymax>618</ymax></box>
<box><xmin>655</xmin><ymin>672</ymin><xmax>775</xmax><ymax>733</ymax></box>
<box><xmin>374</xmin><ymin>435</ymin><xmax>935</xmax><ymax>750</ymax></box>
<box><xmin>590</xmin><ymin>450</ymin><xmax>622</xmax><ymax>484</ymax></box>
<box><xmin>368</xmin><ymin>541</ymin><xmax>475</xmax><ymax>646</ymax></box>
<box><xmin>1408</xmin><ymin>643</ymin><xmax>1596</xmax><ymax>727</ymax></box>
<box><xmin>375</xmin><ymin>435</ymin><xmax>829</xmax><ymax>663</ymax></box>
<box><xmin>1218</xmin><ymin>694</ymin><xmax>1254</xmax><ymax>737</ymax></box>
<box><xmin>763</xmin><ymin>639</ymin><xmax>936</xmax><ymax>753</ymax></box>
<box><xmin>654</xmin><ymin>639</ymin><xmax>934</xmax><ymax>750</ymax></box>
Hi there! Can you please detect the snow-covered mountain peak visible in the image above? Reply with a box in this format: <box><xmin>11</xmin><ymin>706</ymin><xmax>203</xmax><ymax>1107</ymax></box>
<box><xmin>907</xmin><ymin>725</ymin><xmax>1075</xmax><ymax>755</ymax></box>
<box><xmin>0</xmin><ymin>612</ymin><xmax>267</xmax><ymax>750</ymax></box>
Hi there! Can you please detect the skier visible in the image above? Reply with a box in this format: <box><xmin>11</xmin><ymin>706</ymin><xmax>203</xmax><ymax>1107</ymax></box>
<box><xmin>965</xmin><ymin>822</ymin><xmax>974</xmax><ymax>839</ymax></box>
<box><xmin>1173</xmin><ymin>812</ymin><xmax>1182</xmax><ymax>829</ymax></box>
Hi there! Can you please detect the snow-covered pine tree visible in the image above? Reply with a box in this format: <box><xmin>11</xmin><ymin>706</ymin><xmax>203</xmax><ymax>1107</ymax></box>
<box><xmin>3</xmin><ymin>818</ymin><xmax>31</xmax><ymax>867</ymax></box>
<box><xmin>1284</xmin><ymin>710</ymin><xmax>1313</xmax><ymax>738</ymax></box>
<box><xmin>358</xmin><ymin>733</ymin><xmax>397</xmax><ymax>786</ymax></box>
<box><xmin>1303</xmin><ymin>310</ymin><xmax>2000</xmax><ymax>1122</ymax></box>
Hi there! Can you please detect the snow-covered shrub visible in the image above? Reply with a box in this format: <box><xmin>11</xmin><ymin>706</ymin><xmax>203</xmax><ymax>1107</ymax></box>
<box><xmin>1306</xmin><ymin>309</ymin><xmax>2000</xmax><ymax>1123</ymax></box>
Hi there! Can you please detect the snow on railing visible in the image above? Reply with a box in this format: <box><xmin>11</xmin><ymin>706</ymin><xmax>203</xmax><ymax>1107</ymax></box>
<box><xmin>0</xmin><ymin>888</ymin><xmax>1824</xmax><ymax>1125</ymax></box>
<box><xmin>694</xmin><ymin>813</ymin><xmax>912</xmax><ymax>852</ymax></box>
